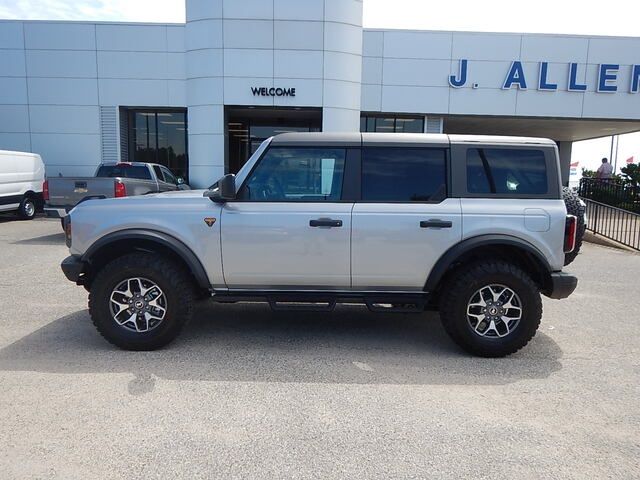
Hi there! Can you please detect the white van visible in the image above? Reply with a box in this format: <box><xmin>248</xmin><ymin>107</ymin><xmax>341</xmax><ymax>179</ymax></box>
<box><xmin>0</xmin><ymin>150</ymin><xmax>45</xmax><ymax>220</ymax></box>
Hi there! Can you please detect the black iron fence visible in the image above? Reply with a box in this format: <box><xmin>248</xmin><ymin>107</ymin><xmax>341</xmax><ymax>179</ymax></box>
<box><xmin>583</xmin><ymin>199</ymin><xmax>640</xmax><ymax>251</ymax></box>
<box><xmin>578</xmin><ymin>178</ymin><xmax>640</xmax><ymax>213</ymax></box>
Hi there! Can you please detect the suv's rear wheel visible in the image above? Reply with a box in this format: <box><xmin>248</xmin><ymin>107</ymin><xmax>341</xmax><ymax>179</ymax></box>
<box><xmin>439</xmin><ymin>260</ymin><xmax>542</xmax><ymax>357</ymax></box>
<box><xmin>89</xmin><ymin>252</ymin><xmax>194</xmax><ymax>350</ymax></box>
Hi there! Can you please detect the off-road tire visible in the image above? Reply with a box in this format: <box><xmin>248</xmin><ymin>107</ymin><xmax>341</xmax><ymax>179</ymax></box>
<box><xmin>562</xmin><ymin>186</ymin><xmax>585</xmax><ymax>266</ymax></box>
<box><xmin>18</xmin><ymin>195</ymin><xmax>36</xmax><ymax>220</ymax></box>
<box><xmin>89</xmin><ymin>252</ymin><xmax>195</xmax><ymax>350</ymax></box>
<box><xmin>439</xmin><ymin>260</ymin><xmax>542</xmax><ymax>357</ymax></box>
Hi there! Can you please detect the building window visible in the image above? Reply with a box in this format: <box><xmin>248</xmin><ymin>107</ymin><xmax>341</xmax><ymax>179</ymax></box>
<box><xmin>124</xmin><ymin>108</ymin><xmax>188</xmax><ymax>180</ymax></box>
<box><xmin>360</xmin><ymin>114</ymin><xmax>425</xmax><ymax>133</ymax></box>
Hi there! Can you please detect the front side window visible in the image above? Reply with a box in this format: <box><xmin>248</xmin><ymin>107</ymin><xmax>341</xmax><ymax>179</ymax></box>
<box><xmin>361</xmin><ymin>147</ymin><xmax>447</xmax><ymax>202</ymax></box>
<box><xmin>467</xmin><ymin>148</ymin><xmax>548</xmax><ymax>195</ymax></box>
<box><xmin>161</xmin><ymin>167</ymin><xmax>177</xmax><ymax>184</ymax></box>
<box><xmin>240</xmin><ymin>147</ymin><xmax>346</xmax><ymax>201</ymax></box>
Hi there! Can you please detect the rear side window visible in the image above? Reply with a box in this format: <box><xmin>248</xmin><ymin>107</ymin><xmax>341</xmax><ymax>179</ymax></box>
<box><xmin>361</xmin><ymin>147</ymin><xmax>446</xmax><ymax>202</ymax></box>
<box><xmin>467</xmin><ymin>148</ymin><xmax>548</xmax><ymax>195</ymax></box>
<box><xmin>153</xmin><ymin>165</ymin><xmax>164</xmax><ymax>181</ymax></box>
<box><xmin>96</xmin><ymin>165</ymin><xmax>152</xmax><ymax>180</ymax></box>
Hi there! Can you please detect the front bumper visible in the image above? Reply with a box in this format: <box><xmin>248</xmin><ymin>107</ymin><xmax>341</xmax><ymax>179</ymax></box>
<box><xmin>544</xmin><ymin>272</ymin><xmax>578</xmax><ymax>299</ymax></box>
<box><xmin>61</xmin><ymin>255</ymin><xmax>85</xmax><ymax>283</ymax></box>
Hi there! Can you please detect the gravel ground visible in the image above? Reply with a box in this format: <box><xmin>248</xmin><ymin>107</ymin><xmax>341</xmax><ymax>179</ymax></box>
<box><xmin>0</xmin><ymin>215</ymin><xmax>638</xmax><ymax>479</ymax></box>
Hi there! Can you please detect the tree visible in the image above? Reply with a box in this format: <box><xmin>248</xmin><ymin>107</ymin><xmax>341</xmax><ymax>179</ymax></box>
<box><xmin>620</xmin><ymin>163</ymin><xmax>640</xmax><ymax>188</ymax></box>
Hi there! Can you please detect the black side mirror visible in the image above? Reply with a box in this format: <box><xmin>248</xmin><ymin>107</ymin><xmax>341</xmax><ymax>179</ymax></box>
<box><xmin>204</xmin><ymin>174</ymin><xmax>236</xmax><ymax>202</ymax></box>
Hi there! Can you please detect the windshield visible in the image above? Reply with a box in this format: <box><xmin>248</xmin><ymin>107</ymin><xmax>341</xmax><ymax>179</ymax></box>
<box><xmin>96</xmin><ymin>165</ymin><xmax>152</xmax><ymax>180</ymax></box>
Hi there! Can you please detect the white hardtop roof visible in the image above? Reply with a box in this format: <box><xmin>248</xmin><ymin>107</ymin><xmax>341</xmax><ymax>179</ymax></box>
<box><xmin>271</xmin><ymin>132</ymin><xmax>556</xmax><ymax>146</ymax></box>
<box><xmin>448</xmin><ymin>134</ymin><xmax>556</xmax><ymax>145</ymax></box>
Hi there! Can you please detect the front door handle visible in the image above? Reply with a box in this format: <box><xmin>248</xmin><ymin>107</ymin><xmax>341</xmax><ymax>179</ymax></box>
<box><xmin>420</xmin><ymin>219</ymin><xmax>452</xmax><ymax>229</ymax></box>
<box><xmin>310</xmin><ymin>218</ymin><xmax>343</xmax><ymax>228</ymax></box>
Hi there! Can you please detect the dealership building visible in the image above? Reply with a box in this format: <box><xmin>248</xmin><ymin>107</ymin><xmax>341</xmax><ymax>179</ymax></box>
<box><xmin>1</xmin><ymin>0</ymin><xmax>640</xmax><ymax>187</ymax></box>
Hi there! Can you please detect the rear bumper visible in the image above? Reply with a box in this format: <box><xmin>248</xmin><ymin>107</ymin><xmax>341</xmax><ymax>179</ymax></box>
<box><xmin>61</xmin><ymin>255</ymin><xmax>85</xmax><ymax>283</ymax></box>
<box><xmin>44</xmin><ymin>207</ymin><xmax>68</xmax><ymax>219</ymax></box>
<box><xmin>544</xmin><ymin>272</ymin><xmax>578</xmax><ymax>299</ymax></box>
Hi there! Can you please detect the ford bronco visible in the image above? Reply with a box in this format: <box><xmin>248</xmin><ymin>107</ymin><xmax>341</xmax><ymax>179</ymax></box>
<box><xmin>60</xmin><ymin>133</ymin><xmax>578</xmax><ymax>357</ymax></box>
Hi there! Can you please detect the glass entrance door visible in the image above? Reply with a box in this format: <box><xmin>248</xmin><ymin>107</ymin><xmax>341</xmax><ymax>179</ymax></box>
<box><xmin>226</xmin><ymin>107</ymin><xmax>322</xmax><ymax>174</ymax></box>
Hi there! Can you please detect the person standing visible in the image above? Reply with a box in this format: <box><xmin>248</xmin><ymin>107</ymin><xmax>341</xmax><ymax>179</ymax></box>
<box><xmin>596</xmin><ymin>157</ymin><xmax>613</xmax><ymax>179</ymax></box>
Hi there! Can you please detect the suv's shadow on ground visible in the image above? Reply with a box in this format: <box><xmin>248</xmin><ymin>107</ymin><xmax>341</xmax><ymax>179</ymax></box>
<box><xmin>12</xmin><ymin>232</ymin><xmax>65</xmax><ymax>245</ymax></box>
<box><xmin>0</xmin><ymin>302</ymin><xmax>562</xmax><ymax>390</ymax></box>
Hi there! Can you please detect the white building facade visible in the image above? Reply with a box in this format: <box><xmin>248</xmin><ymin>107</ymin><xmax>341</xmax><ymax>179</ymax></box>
<box><xmin>1</xmin><ymin>0</ymin><xmax>639</xmax><ymax>187</ymax></box>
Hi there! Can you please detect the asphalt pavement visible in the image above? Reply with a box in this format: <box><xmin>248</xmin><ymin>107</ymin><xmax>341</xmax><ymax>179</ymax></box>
<box><xmin>0</xmin><ymin>215</ymin><xmax>638</xmax><ymax>479</ymax></box>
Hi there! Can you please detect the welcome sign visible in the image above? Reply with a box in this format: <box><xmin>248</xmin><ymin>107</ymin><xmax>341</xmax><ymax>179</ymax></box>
<box><xmin>449</xmin><ymin>59</ymin><xmax>640</xmax><ymax>93</ymax></box>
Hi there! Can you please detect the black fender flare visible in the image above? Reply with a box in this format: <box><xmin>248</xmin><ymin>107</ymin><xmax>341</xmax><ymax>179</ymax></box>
<box><xmin>424</xmin><ymin>234</ymin><xmax>553</xmax><ymax>292</ymax></box>
<box><xmin>82</xmin><ymin>229</ymin><xmax>211</xmax><ymax>290</ymax></box>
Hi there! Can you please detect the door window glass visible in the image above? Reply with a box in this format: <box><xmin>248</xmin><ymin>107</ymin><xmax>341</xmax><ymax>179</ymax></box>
<box><xmin>153</xmin><ymin>165</ymin><xmax>164</xmax><ymax>181</ymax></box>
<box><xmin>467</xmin><ymin>148</ymin><xmax>548</xmax><ymax>195</ymax></box>
<box><xmin>361</xmin><ymin>148</ymin><xmax>447</xmax><ymax>202</ymax></box>
<box><xmin>241</xmin><ymin>147</ymin><xmax>346</xmax><ymax>202</ymax></box>
<box><xmin>161</xmin><ymin>167</ymin><xmax>177</xmax><ymax>184</ymax></box>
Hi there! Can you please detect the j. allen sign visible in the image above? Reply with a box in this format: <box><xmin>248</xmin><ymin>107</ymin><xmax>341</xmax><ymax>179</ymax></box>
<box><xmin>449</xmin><ymin>59</ymin><xmax>640</xmax><ymax>93</ymax></box>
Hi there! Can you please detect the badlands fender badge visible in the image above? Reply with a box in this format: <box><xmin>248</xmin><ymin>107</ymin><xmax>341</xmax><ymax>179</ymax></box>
<box><xmin>204</xmin><ymin>217</ymin><xmax>216</xmax><ymax>227</ymax></box>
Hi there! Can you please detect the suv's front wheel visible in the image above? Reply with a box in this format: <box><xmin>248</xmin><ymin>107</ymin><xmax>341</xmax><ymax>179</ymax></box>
<box><xmin>439</xmin><ymin>261</ymin><xmax>542</xmax><ymax>357</ymax></box>
<box><xmin>89</xmin><ymin>253</ymin><xmax>195</xmax><ymax>350</ymax></box>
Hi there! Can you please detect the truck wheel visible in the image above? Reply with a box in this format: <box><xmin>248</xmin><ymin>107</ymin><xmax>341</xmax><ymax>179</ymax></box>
<box><xmin>89</xmin><ymin>253</ymin><xmax>194</xmax><ymax>351</ymax></box>
<box><xmin>439</xmin><ymin>261</ymin><xmax>542</xmax><ymax>357</ymax></box>
<box><xmin>562</xmin><ymin>187</ymin><xmax>585</xmax><ymax>266</ymax></box>
<box><xmin>18</xmin><ymin>196</ymin><xmax>36</xmax><ymax>220</ymax></box>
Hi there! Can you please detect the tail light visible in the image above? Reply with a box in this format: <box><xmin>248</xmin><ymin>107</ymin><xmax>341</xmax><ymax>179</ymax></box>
<box><xmin>114</xmin><ymin>180</ymin><xmax>127</xmax><ymax>198</ymax></box>
<box><xmin>564</xmin><ymin>215</ymin><xmax>577</xmax><ymax>253</ymax></box>
<box><xmin>43</xmin><ymin>179</ymin><xmax>49</xmax><ymax>201</ymax></box>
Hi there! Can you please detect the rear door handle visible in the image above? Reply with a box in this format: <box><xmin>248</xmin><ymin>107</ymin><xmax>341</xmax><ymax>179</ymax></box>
<box><xmin>420</xmin><ymin>219</ymin><xmax>452</xmax><ymax>229</ymax></box>
<box><xmin>310</xmin><ymin>218</ymin><xmax>343</xmax><ymax>228</ymax></box>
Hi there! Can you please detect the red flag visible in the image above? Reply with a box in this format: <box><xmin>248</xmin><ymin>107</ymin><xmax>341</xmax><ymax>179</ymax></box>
<box><xmin>570</xmin><ymin>161</ymin><xmax>579</xmax><ymax>167</ymax></box>
<box><xmin>626</xmin><ymin>156</ymin><xmax>634</xmax><ymax>164</ymax></box>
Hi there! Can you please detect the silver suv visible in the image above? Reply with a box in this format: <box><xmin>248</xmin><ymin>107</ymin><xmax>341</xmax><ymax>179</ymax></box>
<box><xmin>61</xmin><ymin>133</ymin><xmax>578</xmax><ymax>357</ymax></box>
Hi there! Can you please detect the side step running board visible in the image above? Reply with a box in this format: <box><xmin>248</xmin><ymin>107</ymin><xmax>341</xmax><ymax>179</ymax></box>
<box><xmin>268</xmin><ymin>298</ymin><xmax>336</xmax><ymax>312</ymax></box>
<box><xmin>364</xmin><ymin>297</ymin><xmax>426</xmax><ymax>313</ymax></box>
<box><xmin>212</xmin><ymin>290</ymin><xmax>431</xmax><ymax>313</ymax></box>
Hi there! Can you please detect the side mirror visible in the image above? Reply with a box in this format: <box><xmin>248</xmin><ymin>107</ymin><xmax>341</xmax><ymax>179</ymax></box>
<box><xmin>204</xmin><ymin>174</ymin><xmax>236</xmax><ymax>202</ymax></box>
<box><xmin>176</xmin><ymin>177</ymin><xmax>185</xmax><ymax>185</ymax></box>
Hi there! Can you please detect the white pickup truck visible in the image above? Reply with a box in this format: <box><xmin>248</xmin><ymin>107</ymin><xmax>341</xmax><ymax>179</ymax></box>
<box><xmin>44</xmin><ymin>162</ymin><xmax>189</xmax><ymax>220</ymax></box>
<box><xmin>60</xmin><ymin>133</ymin><xmax>579</xmax><ymax>357</ymax></box>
